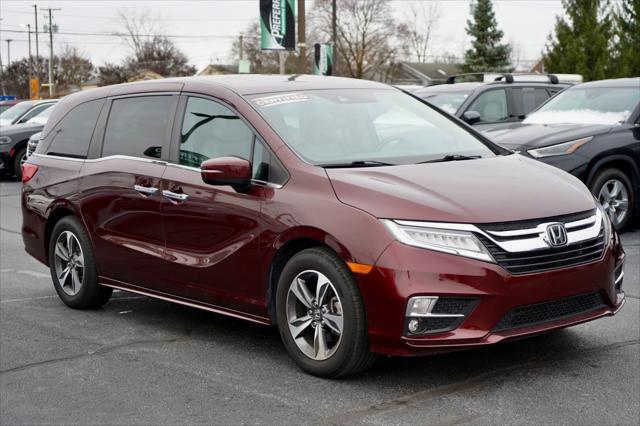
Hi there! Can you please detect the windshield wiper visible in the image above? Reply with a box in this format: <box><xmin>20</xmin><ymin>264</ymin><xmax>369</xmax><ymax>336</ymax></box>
<box><xmin>416</xmin><ymin>155</ymin><xmax>482</xmax><ymax>164</ymax></box>
<box><xmin>320</xmin><ymin>160</ymin><xmax>395</xmax><ymax>168</ymax></box>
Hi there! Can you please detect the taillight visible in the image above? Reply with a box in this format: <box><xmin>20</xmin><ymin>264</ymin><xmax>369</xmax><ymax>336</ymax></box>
<box><xmin>22</xmin><ymin>163</ymin><xmax>39</xmax><ymax>183</ymax></box>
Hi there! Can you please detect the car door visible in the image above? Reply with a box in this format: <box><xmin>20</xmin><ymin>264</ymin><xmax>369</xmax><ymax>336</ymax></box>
<box><xmin>160</xmin><ymin>95</ymin><xmax>270</xmax><ymax>315</ymax></box>
<box><xmin>78</xmin><ymin>94</ymin><xmax>178</xmax><ymax>292</ymax></box>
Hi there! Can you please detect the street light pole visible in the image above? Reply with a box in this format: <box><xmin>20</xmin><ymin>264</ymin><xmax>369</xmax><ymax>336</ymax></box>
<box><xmin>33</xmin><ymin>4</ymin><xmax>40</xmax><ymax>95</ymax></box>
<box><xmin>27</xmin><ymin>24</ymin><xmax>33</xmax><ymax>99</ymax></box>
<box><xmin>297</xmin><ymin>0</ymin><xmax>306</xmax><ymax>74</ymax></box>
<box><xmin>332</xmin><ymin>0</ymin><xmax>337</xmax><ymax>76</ymax></box>
<box><xmin>5</xmin><ymin>39</ymin><xmax>12</xmax><ymax>66</ymax></box>
<box><xmin>44</xmin><ymin>8</ymin><xmax>61</xmax><ymax>98</ymax></box>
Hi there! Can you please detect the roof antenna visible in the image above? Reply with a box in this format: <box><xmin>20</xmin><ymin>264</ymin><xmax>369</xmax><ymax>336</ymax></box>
<box><xmin>288</xmin><ymin>74</ymin><xmax>302</xmax><ymax>81</ymax></box>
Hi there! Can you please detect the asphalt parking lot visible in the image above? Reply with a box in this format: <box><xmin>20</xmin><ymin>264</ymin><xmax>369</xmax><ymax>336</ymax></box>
<box><xmin>1</xmin><ymin>177</ymin><xmax>638</xmax><ymax>425</ymax></box>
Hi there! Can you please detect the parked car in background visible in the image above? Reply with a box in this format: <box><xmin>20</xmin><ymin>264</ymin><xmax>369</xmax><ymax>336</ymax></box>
<box><xmin>0</xmin><ymin>99</ymin><xmax>57</xmax><ymax>127</ymax></box>
<box><xmin>0</xmin><ymin>98</ymin><xmax>23</xmax><ymax>114</ymax></box>
<box><xmin>487</xmin><ymin>78</ymin><xmax>640</xmax><ymax>231</ymax></box>
<box><xmin>414</xmin><ymin>74</ymin><xmax>572</xmax><ymax>131</ymax></box>
<box><xmin>25</xmin><ymin>131</ymin><xmax>42</xmax><ymax>161</ymax></box>
<box><xmin>22</xmin><ymin>76</ymin><xmax>624</xmax><ymax>378</ymax></box>
<box><xmin>0</xmin><ymin>102</ymin><xmax>57</xmax><ymax>179</ymax></box>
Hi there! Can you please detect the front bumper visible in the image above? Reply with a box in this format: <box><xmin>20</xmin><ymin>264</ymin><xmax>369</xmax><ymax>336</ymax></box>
<box><xmin>358</xmin><ymin>231</ymin><xmax>625</xmax><ymax>356</ymax></box>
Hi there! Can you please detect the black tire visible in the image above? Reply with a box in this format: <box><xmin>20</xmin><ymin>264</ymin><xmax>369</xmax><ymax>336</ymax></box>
<box><xmin>48</xmin><ymin>216</ymin><xmax>112</xmax><ymax>309</ymax></box>
<box><xmin>12</xmin><ymin>147</ymin><xmax>26</xmax><ymax>180</ymax></box>
<box><xmin>590</xmin><ymin>168</ymin><xmax>635</xmax><ymax>232</ymax></box>
<box><xmin>275</xmin><ymin>247</ymin><xmax>376</xmax><ymax>378</ymax></box>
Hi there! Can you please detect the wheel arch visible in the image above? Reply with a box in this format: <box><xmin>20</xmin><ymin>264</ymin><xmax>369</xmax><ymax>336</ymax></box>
<box><xmin>264</xmin><ymin>227</ymin><xmax>357</xmax><ymax>325</ymax></box>
<box><xmin>586</xmin><ymin>154</ymin><xmax>640</xmax><ymax>194</ymax></box>
<box><xmin>43</xmin><ymin>204</ymin><xmax>82</xmax><ymax>264</ymax></box>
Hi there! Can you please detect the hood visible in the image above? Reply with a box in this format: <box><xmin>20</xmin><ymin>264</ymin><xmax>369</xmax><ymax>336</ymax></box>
<box><xmin>0</xmin><ymin>123</ymin><xmax>45</xmax><ymax>136</ymax></box>
<box><xmin>484</xmin><ymin>123</ymin><xmax>612</xmax><ymax>150</ymax></box>
<box><xmin>326</xmin><ymin>155</ymin><xmax>595</xmax><ymax>224</ymax></box>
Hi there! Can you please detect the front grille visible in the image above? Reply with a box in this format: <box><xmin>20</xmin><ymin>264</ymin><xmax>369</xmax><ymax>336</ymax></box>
<box><xmin>480</xmin><ymin>209</ymin><xmax>595</xmax><ymax>232</ymax></box>
<box><xmin>477</xmin><ymin>233</ymin><xmax>605</xmax><ymax>275</ymax></box>
<box><xmin>494</xmin><ymin>292</ymin><xmax>607</xmax><ymax>331</ymax></box>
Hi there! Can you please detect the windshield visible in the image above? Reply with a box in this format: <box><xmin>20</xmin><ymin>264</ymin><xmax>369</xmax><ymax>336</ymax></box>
<box><xmin>420</xmin><ymin>91</ymin><xmax>471</xmax><ymax>115</ymax></box>
<box><xmin>0</xmin><ymin>102</ymin><xmax>33</xmax><ymax>124</ymax></box>
<box><xmin>249</xmin><ymin>89</ymin><xmax>495</xmax><ymax>166</ymax></box>
<box><xmin>26</xmin><ymin>105</ymin><xmax>54</xmax><ymax>124</ymax></box>
<box><xmin>524</xmin><ymin>86</ymin><xmax>640</xmax><ymax>125</ymax></box>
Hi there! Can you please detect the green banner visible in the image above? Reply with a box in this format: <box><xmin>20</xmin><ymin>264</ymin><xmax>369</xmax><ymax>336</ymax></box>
<box><xmin>313</xmin><ymin>43</ymin><xmax>333</xmax><ymax>76</ymax></box>
<box><xmin>260</xmin><ymin>0</ymin><xmax>296</xmax><ymax>50</ymax></box>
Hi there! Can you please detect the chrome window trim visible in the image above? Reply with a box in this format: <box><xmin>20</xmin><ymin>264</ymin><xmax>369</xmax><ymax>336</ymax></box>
<box><xmin>166</xmin><ymin>162</ymin><xmax>284</xmax><ymax>189</ymax></box>
<box><xmin>32</xmin><ymin>152</ymin><xmax>167</xmax><ymax>165</ymax></box>
<box><xmin>394</xmin><ymin>208</ymin><xmax>602</xmax><ymax>253</ymax></box>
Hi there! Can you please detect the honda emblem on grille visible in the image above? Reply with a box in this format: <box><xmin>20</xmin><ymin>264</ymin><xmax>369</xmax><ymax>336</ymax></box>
<box><xmin>544</xmin><ymin>223</ymin><xmax>568</xmax><ymax>247</ymax></box>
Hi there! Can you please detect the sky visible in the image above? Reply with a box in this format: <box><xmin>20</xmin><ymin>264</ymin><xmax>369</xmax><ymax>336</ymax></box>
<box><xmin>0</xmin><ymin>0</ymin><xmax>569</xmax><ymax>73</ymax></box>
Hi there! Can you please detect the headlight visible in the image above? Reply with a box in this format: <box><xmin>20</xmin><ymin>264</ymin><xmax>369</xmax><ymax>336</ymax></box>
<box><xmin>382</xmin><ymin>220</ymin><xmax>494</xmax><ymax>262</ymax></box>
<box><xmin>0</xmin><ymin>136</ymin><xmax>12</xmax><ymax>145</ymax></box>
<box><xmin>596</xmin><ymin>202</ymin><xmax>612</xmax><ymax>242</ymax></box>
<box><xmin>528</xmin><ymin>136</ymin><xmax>593</xmax><ymax>158</ymax></box>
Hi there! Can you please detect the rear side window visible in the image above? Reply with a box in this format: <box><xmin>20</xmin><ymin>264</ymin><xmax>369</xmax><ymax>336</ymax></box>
<box><xmin>46</xmin><ymin>99</ymin><xmax>104</xmax><ymax>158</ymax></box>
<box><xmin>102</xmin><ymin>96</ymin><xmax>174</xmax><ymax>159</ymax></box>
<box><xmin>510</xmin><ymin>88</ymin><xmax>549</xmax><ymax>118</ymax></box>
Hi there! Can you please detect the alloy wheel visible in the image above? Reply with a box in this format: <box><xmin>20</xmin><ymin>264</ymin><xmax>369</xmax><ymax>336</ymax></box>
<box><xmin>598</xmin><ymin>178</ymin><xmax>629</xmax><ymax>227</ymax></box>
<box><xmin>286</xmin><ymin>270</ymin><xmax>344</xmax><ymax>361</ymax></box>
<box><xmin>53</xmin><ymin>231</ymin><xmax>85</xmax><ymax>296</ymax></box>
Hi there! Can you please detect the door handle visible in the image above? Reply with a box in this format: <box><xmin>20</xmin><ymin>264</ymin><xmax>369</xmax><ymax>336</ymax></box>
<box><xmin>162</xmin><ymin>190</ymin><xmax>189</xmax><ymax>202</ymax></box>
<box><xmin>134</xmin><ymin>184</ymin><xmax>158</xmax><ymax>195</ymax></box>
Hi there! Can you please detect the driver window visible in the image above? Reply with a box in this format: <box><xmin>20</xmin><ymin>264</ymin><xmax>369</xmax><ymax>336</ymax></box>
<box><xmin>467</xmin><ymin>89</ymin><xmax>508</xmax><ymax>123</ymax></box>
<box><xmin>180</xmin><ymin>97</ymin><xmax>254</xmax><ymax>168</ymax></box>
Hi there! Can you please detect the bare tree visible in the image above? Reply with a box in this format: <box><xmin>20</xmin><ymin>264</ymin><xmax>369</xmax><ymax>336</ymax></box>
<box><xmin>117</xmin><ymin>10</ymin><xmax>164</xmax><ymax>56</ymax></box>
<box><xmin>398</xmin><ymin>1</ymin><xmax>441</xmax><ymax>63</ymax></box>
<box><xmin>310</xmin><ymin>0</ymin><xmax>400</xmax><ymax>81</ymax></box>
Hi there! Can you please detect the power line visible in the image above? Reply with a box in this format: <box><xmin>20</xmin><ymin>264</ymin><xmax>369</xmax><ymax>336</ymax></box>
<box><xmin>0</xmin><ymin>28</ymin><xmax>256</xmax><ymax>40</ymax></box>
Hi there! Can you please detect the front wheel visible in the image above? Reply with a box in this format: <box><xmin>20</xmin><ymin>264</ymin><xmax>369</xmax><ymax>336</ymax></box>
<box><xmin>49</xmin><ymin>216</ymin><xmax>112</xmax><ymax>309</ymax></box>
<box><xmin>276</xmin><ymin>247</ymin><xmax>376</xmax><ymax>378</ymax></box>
<box><xmin>591</xmin><ymin>168</ymin><xmax>634</xmax><ymax>231</ymax></box>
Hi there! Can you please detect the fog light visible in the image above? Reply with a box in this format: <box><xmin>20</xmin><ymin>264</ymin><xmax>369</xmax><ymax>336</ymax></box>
<box><xmin>408</xmin><ymin>319</ymin><xmax>420</xmax><ymax>333</ymax></box>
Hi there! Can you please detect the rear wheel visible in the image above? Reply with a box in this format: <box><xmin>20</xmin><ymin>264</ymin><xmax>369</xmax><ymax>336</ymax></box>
<box><xmin>12</xmin><ymin>147</ymin><xmax>26</xmax><ymax>180</ymax></box>
<box><xmin>276</xmin><ymin>247</ymin><xmax>376</xmax><ymax>378</ymax></box>
<box><xmin>49</xmin><ymin>216</ymin><xmax>112</xmax><ymax>309</ymax></box>
<box><xmin>591</xmin><ymin>168</ymin><xmax>634</xmax><ymax>231</ymax></box>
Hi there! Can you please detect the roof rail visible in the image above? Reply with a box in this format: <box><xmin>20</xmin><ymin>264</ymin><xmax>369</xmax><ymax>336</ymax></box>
<box><xmin>445</xmin><ymin>73</ymin><xmax>486</xmax><ymax>84</ymax></box>
<box><xmin>491</xmin><ymin>73</ymin><xmax>560</xmax><ymax>84</ymax></box>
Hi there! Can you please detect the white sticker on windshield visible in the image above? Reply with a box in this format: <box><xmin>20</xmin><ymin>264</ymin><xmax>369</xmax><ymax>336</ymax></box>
<box><xmin>253</xmin><ymin>93</ymin><xmax>309</xmax><ymax>108</ymax></box>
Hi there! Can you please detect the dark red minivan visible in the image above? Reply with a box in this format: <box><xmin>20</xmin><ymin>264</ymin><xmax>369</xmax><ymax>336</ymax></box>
<box><xmin>22</xmin><ymin>75</ymin><xmax>625</xmax><ymax>377</ymax></box>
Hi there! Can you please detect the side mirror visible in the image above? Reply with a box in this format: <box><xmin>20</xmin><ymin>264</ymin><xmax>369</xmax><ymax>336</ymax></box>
<box><xmin>462</xmin><ymin>110</ymin><xmax>481</xmax><ymax>125</ymax></box>
<box><xmin>201</xmin><ymin>156</ymin><xmax>252</xmax><ymax>192</ymax></box>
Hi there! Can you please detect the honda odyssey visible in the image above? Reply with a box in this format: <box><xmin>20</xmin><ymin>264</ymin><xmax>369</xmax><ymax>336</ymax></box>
<box><xmin>22</xmin><ymin>75</ymin><xmax>625</xmax><ymax>377</ymax></box>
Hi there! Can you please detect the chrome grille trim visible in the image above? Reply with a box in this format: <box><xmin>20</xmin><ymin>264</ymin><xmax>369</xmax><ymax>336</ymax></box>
<box><xmin>394</xmin><ymin>208</ymin><xmax>602</xmax><ymax>254</ymax></box>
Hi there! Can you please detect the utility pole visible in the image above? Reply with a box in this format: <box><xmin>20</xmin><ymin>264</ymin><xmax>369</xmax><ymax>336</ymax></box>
<box><xmin>33</xmin><ymin>4</ymin><xmax>40</xmax><ymax>95</ymax></box>
<box><xmin>44</xmin><ymin>8</ymin><xmax>61</xmax><ymax>98</ymax></box>
<box><xmin>5</xmin><ymin>40</ymin><xmax>12</xmax><ymax>66</ymax></box>
<box><xmin>239</xmin><ymin>34</ymin><xmax>243</xmax><ymax>60</ymax></box>
<box><xmin>332</xmin><ymin>0</ymin><xmax>337</xmax><ymax>76</ymax></box>
<box><xmin>0</xmin><ymin>21</ymin><xmax>5</xmax><ymax>96</ymax></box>
<box><xmin>27</xmin><ymin>24</ymin><xmax>33</xmax><ymax>99</ymax></box>
<box><xmin>297</xmin><ymin>0</ymin><xmax>306</xmax><ymax>74</ymax></box>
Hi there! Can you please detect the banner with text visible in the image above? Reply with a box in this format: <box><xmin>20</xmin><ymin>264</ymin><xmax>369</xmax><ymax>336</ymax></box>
<box><xmin>313</xmin><ymin>43</ymin><xmax>333</xmax><ymax>76</ymax></box>
<box><xmin>260</xmin><ymin>0</ymin><xmax>296</xmax><ymax>50</ymax></box>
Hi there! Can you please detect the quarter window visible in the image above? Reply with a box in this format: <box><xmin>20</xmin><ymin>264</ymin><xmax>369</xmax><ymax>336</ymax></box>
<box><xmin>179</xmin><ymin>97</ymin><xmax>254</xmax><ymax>168</ymax></box>
<box><xmin>252</xmin><ymin>139</ymin><xmax>288</xmax><ymax>185</ymax></box>
<box><xmin>102</xmin><ymin>96</ymin><xmax>174</xmax><ymax>159</ymax></box>
<box><xmin>46</xmin><ymin>99</ymin><xmax>104</xmax><ymax>158</ymax></box>
<box><xmin>468</xmin><ymin>89</ymin><xmax>508</xmax><ymax>122</ymax></box>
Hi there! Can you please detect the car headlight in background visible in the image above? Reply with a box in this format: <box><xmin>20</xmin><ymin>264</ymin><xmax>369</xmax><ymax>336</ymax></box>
<box><xmin>382</xmin><ymin>220</ymin><xmax>494</xmax><ymax>262</ymax></box>
<box><xmin>528</xmin><ymin>136</ymin><xmax>593</xmax><ymax>158</ymax></box>
<box><xmin>0</xmin><ymin>136</ymin><xmax>12</xmax><ymax>145</ymax></box>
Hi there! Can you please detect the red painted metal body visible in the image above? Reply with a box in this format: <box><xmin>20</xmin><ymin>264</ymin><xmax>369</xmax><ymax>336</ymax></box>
<box><xmin>21</xmin><ymin>76</ymin><xmax>625</xmax><ymax>357</ymax></box>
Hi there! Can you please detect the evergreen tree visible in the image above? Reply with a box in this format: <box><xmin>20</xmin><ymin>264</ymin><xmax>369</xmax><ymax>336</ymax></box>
<box><xmin>461</xmin><ymin>0</ymin><xmax>512</xmax><ymax>73</ymax></box>
<box><xmin>543</xmin><ymin>0</ymin><xmax>613</xmax><ymax>81</ymax></box>
<box><xmin>613</xmin><ymin>0</ymin><xmax>640</xmax><ymax>77</ymax></box>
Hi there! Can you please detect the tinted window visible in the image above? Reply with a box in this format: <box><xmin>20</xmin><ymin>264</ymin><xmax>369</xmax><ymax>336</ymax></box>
<box><xmin>46</xmin><ymin>99</ymin><xmax>104</xmax><ymax>158</ymax></box>
<box><xmin>510</xmin><ymin>88</ymin><xmax>549</xmax><ymax>118</ymax></box>
<box><xmin>468</xmin><ymin>89</ymin><xmax>508</xmax><ymax>122</ymax></box>
<box><xmin>21</xmin><ymin>104</ymin><xmax>54</xmax><ymax>123</ymax></box>
<box><xmin>179</xmin><ymin>97</ymin><xmax>254</xmax><ymax>168</ymax></box>
<box><xmin>102</xmin><ymin>96</ymin><xmax>174</xmax><ymax>159</ymax></box>
<box><xmin>252</xmin><ymin>140</ymin><xmax>288</xmax><ymax>185</ymax></box>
